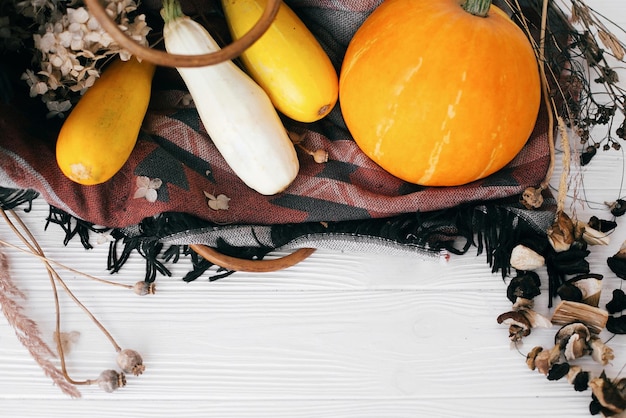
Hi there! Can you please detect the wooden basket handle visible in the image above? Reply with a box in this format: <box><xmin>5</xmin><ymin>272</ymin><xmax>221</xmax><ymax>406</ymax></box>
<box><xmin>83</xmin><ymin>0</ymin><xmax>282</xmax><ymax>68</ymax></box>
<box><xmin>189</xmin><ymin>244</ymin><xmax>315</xmax><ymax>272</ymax></box>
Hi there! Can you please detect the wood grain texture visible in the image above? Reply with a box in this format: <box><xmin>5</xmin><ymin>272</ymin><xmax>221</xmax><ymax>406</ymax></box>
<box><xmin>1</xmin><ymin>2</ymin><xmax>626</xmax><ymax>417</ymax></box>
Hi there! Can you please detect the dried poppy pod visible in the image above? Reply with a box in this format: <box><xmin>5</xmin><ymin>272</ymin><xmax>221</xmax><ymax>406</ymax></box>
<box><xmin>97</xmin><ymin>369</ymin><xmax>126</xmax><ymax>393</ymax></box>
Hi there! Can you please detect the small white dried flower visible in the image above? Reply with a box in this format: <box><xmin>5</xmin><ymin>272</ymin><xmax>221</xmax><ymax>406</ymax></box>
<box><xmin>95</xmin><ymin>231</ymin><xmax>115</xmax><ymax>245</ymax></box>
<box><xmin>57</xmin><ymin>30</ymin><xmax>72</xmax><ymax>48</ymax></box>
<box><xmin>134</xmin><ymin>176</ymin><xmax>162</xmax><ymax>203</ymax></box>
<box><xmin>45</xmin><ymin>99</ymin><xmax>72</xmax><ymax>118</ymax></box>
<box><xmin>68</xmin><ymin>7</ymin><xmax>90</xmax><ymax>25</ymax></box>
<box><xmin>31</xmin><ymin>81</ymin><xmax>49</xmax><ymax>97</ymax></box>
<box><xmin>19</xmin><ymin>0</ymin><xmax>152</xmax><ymax>116</ymax></box>
<box><xmin>204</xmin><ymin>192</ymin><xmax>231</xmax><ymax>211</ymax></box>
<box><xmin>87</xmin><ymin>16</ymin><xmax>101</xmax><ymax>31</ymax></box>
<box><xmin>36</xmin><ymin>31</ymin><xmax>57</xmax><ymax>52</ymax></box>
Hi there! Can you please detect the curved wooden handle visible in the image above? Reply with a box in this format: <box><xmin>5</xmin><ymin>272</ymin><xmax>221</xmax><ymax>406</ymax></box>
<box><xmin>189</xmin><ymin>244</ymin><xmax>315</xmax><ymax>272</ymax></box>
<box><xmin>83</xmin><ymin>0</ymin><xmax>282</xmax><ymax>68</ymax></box>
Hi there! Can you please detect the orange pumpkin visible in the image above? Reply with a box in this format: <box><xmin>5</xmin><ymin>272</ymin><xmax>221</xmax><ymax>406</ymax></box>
<box><xmin>339</xmin><ymin>0</ymin><xmax>541</xmax><ymax>186</ymax></box>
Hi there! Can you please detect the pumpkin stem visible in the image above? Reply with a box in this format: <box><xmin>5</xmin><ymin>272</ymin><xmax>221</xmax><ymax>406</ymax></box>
<box><xmin>462</xmin><ymin>0</ymin><xmax>492</xmax><ymax>17</ymax></box>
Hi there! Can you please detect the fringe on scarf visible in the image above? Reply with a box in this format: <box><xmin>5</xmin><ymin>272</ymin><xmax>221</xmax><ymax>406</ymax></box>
<box><xmin>0</xmin><ymin>186</ymin><xmax>553</xmax><ymax>284</ymax></box>
<box><xmin>0</xmin><ymin>188</ymin><xmax>39</xmax><ymax>211</ymax></box>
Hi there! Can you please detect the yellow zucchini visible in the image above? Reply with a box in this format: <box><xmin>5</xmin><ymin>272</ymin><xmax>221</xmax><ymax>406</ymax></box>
<box><xmin>221</xmin><ymin>0</ymin><xmax>338</xmax><ymax>122</ymax></box>
<box><xmin>56</xmin><ymin>57</ymin><xmax>156</xmax><ymax>185</ymax></box>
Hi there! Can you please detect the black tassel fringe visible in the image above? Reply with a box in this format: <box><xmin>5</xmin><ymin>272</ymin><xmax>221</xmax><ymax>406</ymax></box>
<box><xmin>0</xmin><ymin>187</ymin><xmax>39</xmax><ymax>211</ymax></box>
<box><xmin>0</xmin><ymin>188</ymin><xmax>553</xmax><ymax>286</ymax></box>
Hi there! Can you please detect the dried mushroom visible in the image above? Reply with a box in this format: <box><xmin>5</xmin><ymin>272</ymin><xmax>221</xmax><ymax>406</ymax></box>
<box><xmin>555</xmin><ymin>322</ymin><xmax>591</xmax><ymax>361</ymax></box>
<box><xmin>521</xmin><ymin>308</ymin><xmax>553</xmax><ymax>329</ymax></box>
<box><xmin>606</xmin><ymin>316</ymin><xmax>626</xmax><ymax>335</ymax></box>
<box><xmin>557</xmin><ymin>274</ymin><xmax>603</xmax><ymax>307</ymax></box>
<box><xmin>497</xmin><ymin>311</ymin><xmax>532</xmax><ymax>341</ymax></box>
<box><xmin>607</xmin><ymin>199</ymin><xmax>626</xmax><ymax>217</ymax></box>
<box><xmin>526</xmin><ymin>346</ymin><xmax>543</xmax><ymax>370</ymax></box>
<box><xmin>548</xmin><ymin>211</ymin><xmax>576</xmax><ymax>252</ymax></box>
<box><xmin>551</xmin><ymin>247</ymin><xmax>591</xmax><ymax>275</ymax></box>
<box><xmin>520</xmin><ymin>187</ymin><xmax>544</xmax><ymax>209</ymax></box>
<box><xmin>581</xmin><ymin>145</ymin><xmax>597</xmax><ymax>166</ymax></box>
<box><xmin>501</xmin><ymin>297</ymin><xmax>553</xmax><ymax>334</ymax></box>
<box><xmin>512</xmin><ymin>297</ymin><xmax>534</xmax><ymax>311</ymax></box>
<box><xmin>589</xmin><ymin>337</ymin><xmax>615</xmax><ymax>365</ymax></box>
<box><xmin>588</xmin><ymin>216</ymin><xmax>618</xmax><ymax>233</ymax></box>
<box><xmin>551</xmin><ymin>301</ymin><xmax>609</xmax><ymax>335</ymax></box>
<box><xmin>589</xmin><ymin>372</ymin><xmax>626</xmax><ymax>417</ymax></box>
<box><xmin>547</xmin><ymin>362</ymin><xmax>570</xmax><ymax>381</ymax></box>
<box><xmin>606</xmin><ymin>289</ymin><xmax>626</xmax><ymax>314</ymax></box>
<box><xmin>567</xmin><ymin>366</ymin><xmax>590</xmax><ymax>392</ymax></box>
<box><xmin>510</xmin><ymin>244</ymin><xmax>545</xmax><ymax>271</ymax></box>
<box><xmin>557</xmin><ymin>282</ymin><xmax>584</xmax><ymax>303</ymax></box>
<box><xmin>534</xmin><ymin>344</ymin><xmax>561</xmax><ymax>375</ymax></box>
<box><xmin>582</xmin><ymin>224</ymin><xmax>611</xmax><ymax>246</ymax></box>
<box><xmin>607</xmin><ymin>241</ymin><xmax>626</xmax><ymax>279</ymax></box>
<box><xmin>506</xmin><ymin>272</ymin><xmax>542</xmax><ymax>303</ymax></box>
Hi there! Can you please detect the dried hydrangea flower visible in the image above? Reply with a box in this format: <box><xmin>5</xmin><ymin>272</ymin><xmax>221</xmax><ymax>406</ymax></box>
<box><xmin>204</xmin><ymin>192</ymin><xmax>231</xmax><ymax>211</ymax></box>
<box><xmin>134</xmin><ymin>176</ymin><xmax>162</xmax><ymax>202</ymax></box>
<box><xmin>16</xmin><ymin>0</ymin><xmax>152</xmax><ymax>117</ymax></box>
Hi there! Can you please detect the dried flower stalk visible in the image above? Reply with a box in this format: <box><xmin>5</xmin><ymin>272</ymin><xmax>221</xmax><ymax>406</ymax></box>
<box><xmin>0</xmin><ymin>208</ymin><xmax>145</xmax><ymax>393</ymax></box>
<box><xmin>0</xmin><ymin>249</ymin><xmax>81</xmax><ymax>397</ymax></box>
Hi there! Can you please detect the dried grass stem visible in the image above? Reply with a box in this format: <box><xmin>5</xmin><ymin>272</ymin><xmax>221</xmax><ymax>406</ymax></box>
<box><xmin>0</xmin><ymin>208</ymin><xmax>123</xmax><ymax>386</ymax></box>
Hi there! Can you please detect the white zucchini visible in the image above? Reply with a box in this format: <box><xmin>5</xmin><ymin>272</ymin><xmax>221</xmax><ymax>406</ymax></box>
<box><xmin>161</xmin><ymin>0</ymin><xmax>299</xmax><ymax>195</ymax></box>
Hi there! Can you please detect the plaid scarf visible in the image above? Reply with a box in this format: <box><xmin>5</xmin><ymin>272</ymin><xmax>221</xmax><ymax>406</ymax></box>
<box><xmin>0</xmin><ymin>0</ymin><xmax>559</xmax><ymax>280</ymax></box>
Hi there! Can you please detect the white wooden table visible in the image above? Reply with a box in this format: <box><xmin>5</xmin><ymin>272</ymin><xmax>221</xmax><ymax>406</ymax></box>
<box><xmin>1</xmin><ymin>1</ymin><xmax>626</xmax><ymax>417</ymax></box>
